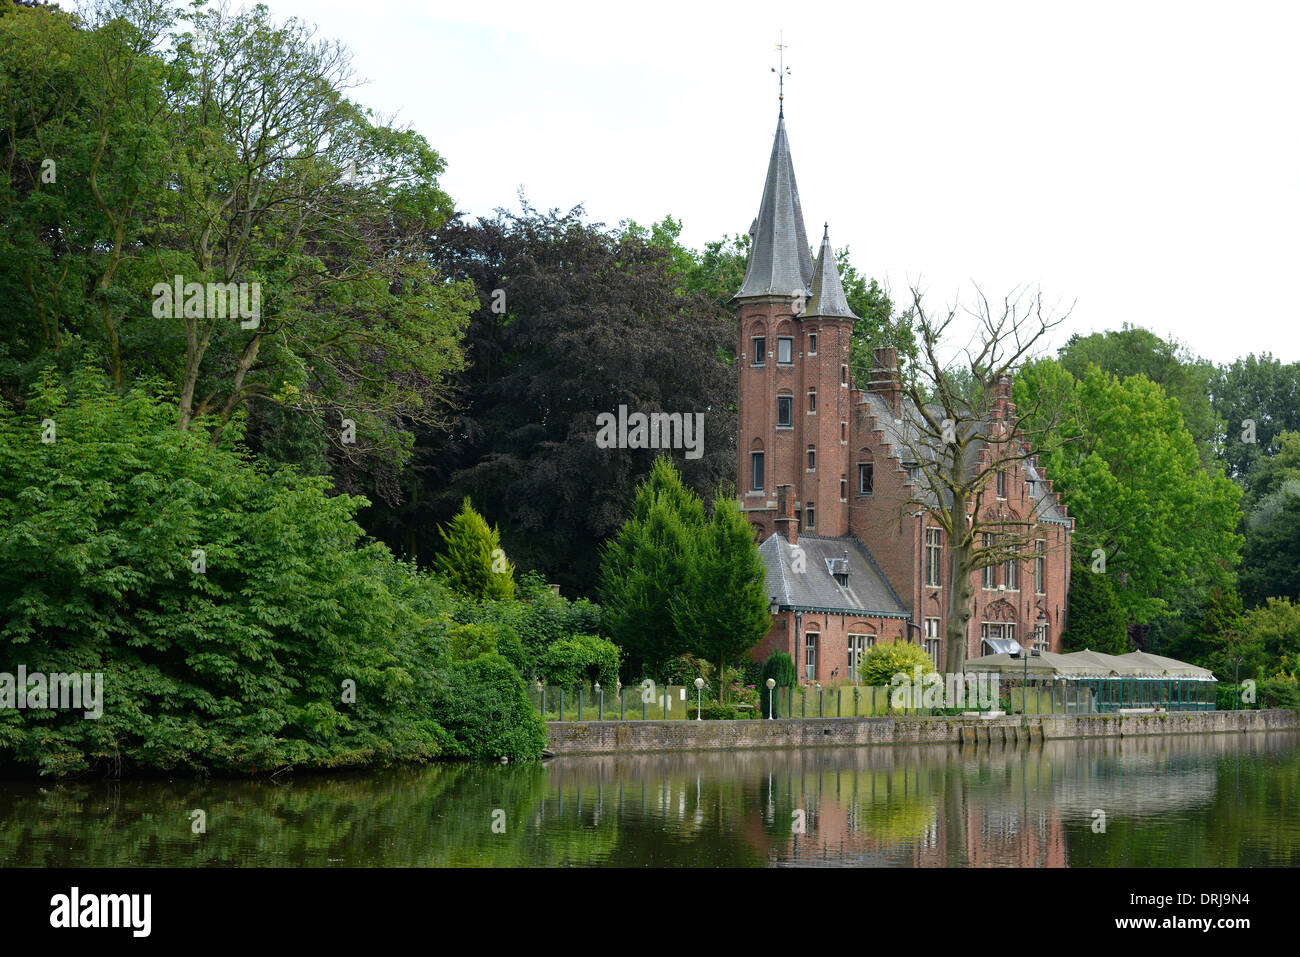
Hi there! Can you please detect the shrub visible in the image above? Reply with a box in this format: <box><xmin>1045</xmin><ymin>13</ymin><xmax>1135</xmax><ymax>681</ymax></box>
<box><xmin>759</xmin><ymin>653</ymin><xmax>797</xmax><ymax>718</ymax></box>
<box><xmin>540</xmin><ymin>634</ymin><xmax>621</xmax><ymax>692</ymax></box>
<box><xmin>687</xmin><ymin>704</ymin><xmax>738</xmax><ymax>720</ymax></box>
<box><xmin>0</xmin><ymin>373</ymin><xmax>544</xmax><ymax>774</ymax></box>
<box><xmin>432</xmin><ymin>653</ymin><xmax>547</xmax><ymax>760</ymax></box>
<box><xmin>857</xmin><ymin>639</ymin><xmax>936</xmax><ymax>687</ymax></box>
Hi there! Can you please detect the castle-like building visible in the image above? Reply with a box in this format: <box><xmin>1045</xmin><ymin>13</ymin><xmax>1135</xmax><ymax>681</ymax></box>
<box><xmin>735</xmin><ymin>109</ymin><xmax>1073</xmax><ymax>682</ymax></box>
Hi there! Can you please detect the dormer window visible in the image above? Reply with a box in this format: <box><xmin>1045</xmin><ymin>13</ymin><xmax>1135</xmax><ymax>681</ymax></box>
<box><xmin>777</xmin><ymin>337</ymin><xmax>793</xmax><ymax>364</ymax></box>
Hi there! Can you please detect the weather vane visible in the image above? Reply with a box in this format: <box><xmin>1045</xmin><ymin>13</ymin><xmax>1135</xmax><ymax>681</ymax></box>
<box><xmin>772</xmin><ymin>31</ymin><xmax>790</xmax><ymax>115</ymax></box>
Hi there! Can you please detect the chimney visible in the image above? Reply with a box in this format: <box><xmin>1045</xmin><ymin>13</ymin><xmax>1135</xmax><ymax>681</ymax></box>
<box><xmin>775</xmin><ymin>484</ymin><xmax>797</xmax><ymax>545</ymax></box>
<box><xmin>989</xmin><ymin>374</ymin><xmax>1015</xmax><ymax>432</ymax></box>
<box><xmin>867</xmin><ymin>346</ymin><xmax>902</xmax><ymax>415</ymax></box>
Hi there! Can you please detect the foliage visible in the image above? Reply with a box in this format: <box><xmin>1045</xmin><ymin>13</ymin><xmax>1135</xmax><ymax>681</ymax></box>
<box><xmin>539</xmin><ymin>634</ymin><xmax>621</xmax><ymax>692</ymax></box>
<box><xmin>446</xmin><ymin>623</ymin><xmax>499</xmax><ymax>662</ymax></box>
<box><xmin>1060</xmin><ymin>562</ymin><xmax>1130</xmax><ymax>653</ymax></box>
<box><xmin>0</xmin><ymin>371</ymin><xmax>544</xmax><ymax>774</ymax></box>
<box><xmin>431</xmin><ymin>653</ymin><xmax>547</xmax><ymax>761</ymax></box>
<box><xmin>856</xmin><ymin>640</ymin><xmax>936</xmax><ymax>687</ymax></box>
<box><xmin>435</xmin><ymin>497</ymin><xmax>515</xmax><ymax>600</ymax></box>
<box><xmin>0</xmin><ymin>0</ymin><xmax>474</xmax><ymax>494</ymax></box>
<box><xmin>1057</xmin><ymin>324</ymin><xmax>1219</xmax><ymax>466</ymax></box>
<box><xmin>366</xmin><ymin>204</ymin><xmax>735</xmax><ymax>594</ymax></box>
<box><xmin>687</xmin><ymin>704</ymin><xmax>739</xmax><ymax>720</ymax></box>
<box><xmin>600</xmin><ymin>456</ymin><xmax>707</xmax><ymax>676</ymax></box>
<box><xmin>1018</xmin><ymin>361</ymin><xmax>1242</xmax><ymax>622</ymax></box>
<box><xmin>669</xmin><ymin>492</ymin><xmax>770</xmax><ymax>702</ymax></box>
<box><xmin>1211</xmin><ymin>353</ymin><xmax>1300</xmax><ymax>481</ymax></box>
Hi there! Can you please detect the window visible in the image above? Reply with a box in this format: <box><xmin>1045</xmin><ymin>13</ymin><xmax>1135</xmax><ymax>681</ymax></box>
<box><xmin>925</xmin><ymin>528</ymin><xmax>942</xmax><ymax>586</ymax></box>
<box><xmin>807</xmin><ymin>446</ymin><xmax>816</xmax><ymax>470</ymax></box>
<box><xmin>1034</xmin><ymin>622</ymin><xmax>1048</xmax><ymax>653</ymax></box>
<box><xmin>848</xmin><ymin>634</ymin><xmax>869</xmax><ymax>676</ymax></box>
<box><xmin>777</xmin><ymin>396</ymin><xmax>793</xmax><ymax>427</ymax></box>
<box><xmin>841</xmin><ymin>422</ymin><xmax>847</xmax><ymax>443</ymax></box>
<box><xmin>1034</xmin><ymin>540</ymin><xmax>1045</xmax><ymax>594</ymax></box>
<box><xmin>750</xmin><ymin>452</ymin><xmax>764</xmax><ymax>491</ymax></box>
<box><xmin>981</xmin><ymin>622</ymin><xmax>1016</xmax><ymax>645</ymax></box>
<box><xmin>807</xmin><ymin>388</ymin><xmax>816</xmax><ymax>413</ymax></box>
<box><xmin>752</xmin><ymin>337</ymin><xmax>766</xmax><ymax>365</ymax></box>
<box><xmin>841</xmin><ymin>365</ymin><xmax>848</xmax><ymax>385</ymax></box>
<box><xmin>806</xmin><ymin>502</ymin><xmax>815</xmax><ymax>528</ymax></box>
<box><xmin>996</xmin><ymin>469</ymin><xmax>1007</xmax><ymax>499</ymax></box>
<box><xmin>858</xmin><ymin>462</ymin><xmax>873</xmax><ymax>494</ymax></box>
<box><xmin>982</xmin><ymin>534</ymin><xmax>996</xmax><ymax>589</ymax></box>
<box><xmin>840</xmin><ymin>476</ymin><xmax>847</xmax><ymax>501</ymax></box>
<box><xmin>924</xmin><ymin>618</ymin><xmax>941</xmax><ymax>663</ymax></box>
<box><xmin>1004</xmin><ymin>542</ymin><xmax>1018</xmax><ymax>590</ymax></box>
<box><xmin>804</xmin><ymin>632</ymin><xmax>819</xmax><ymax>680</ymax></box>
<box><xmin>905</xmin><ymin>462</ymin><xmax>920</xmax><ymax>484</ymax></box>
<box><xmin>777</xmin><ymin>337</ymin><xmax>793</xmax><ymax>364</ymax></box>
<box><xmin>808</xmin><ymin>333</ymin><xmax>818</xmax><ymax>355</ymax></box>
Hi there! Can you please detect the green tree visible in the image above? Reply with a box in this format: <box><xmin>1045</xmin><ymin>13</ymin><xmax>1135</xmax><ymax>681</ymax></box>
<box><xmin>1058</xmin><ymin>324</ymin><xmax>1219</xmax><ymax>467</ymax></box>
<box><xmin>670</xmin><ymin>493</ymin><xmax>770</xmax><ymax>703</ymax></box>
<box><xmin>1059</xmin><ymin>562</ymin><xmax>1129</xmax><ymax>653</ymax></box>
<box><xmin>434</xmin><ymin>497</ymin><xmax>516</xmax><ymax>600</ymax></box>
<box><xmin>599</xmin><ymin>457</ymin><xmax>707</xmax><ymax>677</ymax></box>
<box><xmin>1211</xmin><ymin>354</ymin><xmax>1300</xmax><ymax>481</ymax></box>
<box><xmin>1018</xmin><ymin>362</ymin><xmax>1243</xmax><ymax>623</ymax></box>
<box><xmin>759</xmin><ymin>652</ymin><xmax>797</xmax><ymax>718</ymax></box>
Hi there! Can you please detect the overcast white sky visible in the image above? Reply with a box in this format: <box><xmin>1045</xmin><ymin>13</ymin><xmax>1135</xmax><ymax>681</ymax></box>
<box><xmin>136</xmin><ymin>1</ymin><xmax>1300</xmax><ymax>364</ymax></box>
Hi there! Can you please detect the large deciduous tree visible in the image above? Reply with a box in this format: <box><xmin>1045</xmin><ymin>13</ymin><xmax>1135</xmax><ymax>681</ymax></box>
<box><xmin>891</xmin><ymin>285</ymin><xmax>1075</xmax><ymax>674</ymax></box>
<box><xmin>371</xmin><ymin>205</ymin><xmax>735</xmax><ymax>595</ymax></box>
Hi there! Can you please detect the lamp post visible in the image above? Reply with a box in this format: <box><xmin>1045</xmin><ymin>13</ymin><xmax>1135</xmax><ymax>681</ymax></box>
<box><xmin>694</xmin><ymin>677</ymin><xmax>705</xmax><ymax>720</ymax></box>
<box><xmin>1234</xmin><ymin>655</ymin><xmax>1243</xmax><ymax>711</ymax></box>
<box><xmin>817</xmin><ymin>682</ymin><xmax>823</xmax><ymax>717</ymax></box>
<box><xmin>595</xmin><ymin>682</ymin><xmax>602</xmax><ymax>720</ymax></box>
<box><xmin>766</xmin><ymin>678</ymin><xmax>776</xmax><ymax>720</ymax></box>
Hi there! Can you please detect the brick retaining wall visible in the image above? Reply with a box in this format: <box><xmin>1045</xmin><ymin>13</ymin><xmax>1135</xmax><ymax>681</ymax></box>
<box><xmin>545</xmin><ymin>709</ymin><xmax>1300</xmax><ymax>755</ymax></box>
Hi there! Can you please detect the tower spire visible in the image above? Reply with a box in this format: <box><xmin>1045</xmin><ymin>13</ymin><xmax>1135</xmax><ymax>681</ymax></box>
<box><xmin>773</xmin><ymin>32</ymin><xmax>789</xmax><ymax>116</ymax></box>
<box><xmin>734</xmin><ymin>111</ymin><xmax>813</xmax><ymax>301</ymax></box>
<box><xmin>803</xmin><ymin>224</ymin><xmax>859</xmax><ymax>320</ymax></box>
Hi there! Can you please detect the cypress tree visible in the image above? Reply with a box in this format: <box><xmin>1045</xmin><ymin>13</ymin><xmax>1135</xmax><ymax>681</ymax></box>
<box><xmin>435</xmin><ymin>497</ymin><xmax>516</xmax><ymax>600</ymax></box>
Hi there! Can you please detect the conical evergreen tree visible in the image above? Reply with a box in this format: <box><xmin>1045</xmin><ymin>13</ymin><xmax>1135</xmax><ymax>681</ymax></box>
<box><xmin>672</xmin><ymin>491</ymin><xmax>770</xmax><ymax>702</ymax></box>
<box><xmin>435</xmin><ymin>497</ymin><xmax>516</xmax><ymax>600</ymax></box>
<box><xmin>600</xmin><ymin>456</ymin><xmax>707</xmax><ymax>676</ymax></box>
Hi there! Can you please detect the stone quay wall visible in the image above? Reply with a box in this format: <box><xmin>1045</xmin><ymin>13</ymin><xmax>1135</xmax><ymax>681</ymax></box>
<box><xmin>544</xmin><ymin>709</ymin><xmax>1300</xmax><ymax>755</ymax></box>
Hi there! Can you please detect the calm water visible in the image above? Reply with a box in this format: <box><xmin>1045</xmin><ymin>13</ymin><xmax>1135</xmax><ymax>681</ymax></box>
<box><xmin>1</xmin><ymin>732</ymin><xmax>1297</xmax><ymax>867</ymax></box>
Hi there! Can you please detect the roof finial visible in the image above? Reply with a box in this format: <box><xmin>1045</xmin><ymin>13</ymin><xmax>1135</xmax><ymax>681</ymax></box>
<box><xmin>771</xmin><ymin>31</ymin><xmax>789</xmax><ymax>116</ymax></box>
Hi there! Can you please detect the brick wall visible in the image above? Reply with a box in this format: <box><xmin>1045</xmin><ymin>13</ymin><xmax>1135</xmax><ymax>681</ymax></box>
<box><xmin>544</xmin><ymin>709</ymin><xmax>1300</xmax><ymax>754</ymax></box>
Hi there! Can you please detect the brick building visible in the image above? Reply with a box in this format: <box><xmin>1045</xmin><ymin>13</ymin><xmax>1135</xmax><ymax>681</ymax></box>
<box><xmin>736</xmin><ymin>110</ymin><xmax>1073</xmax><ymax>683</ymax></box>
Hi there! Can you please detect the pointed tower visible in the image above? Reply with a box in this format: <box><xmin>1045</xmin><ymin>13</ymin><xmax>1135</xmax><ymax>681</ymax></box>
<box><xmin>734</xmin><ymin>113</ymin><xmax>814</xmax><ymax>301</ymax></box>
<box><xmin>735</xmin><ymin>115</ymin><xmax>856</xmax><ymax>540</ymax></box>
<box><xmin>799</xmin><ymin>225</ymin><xmax>858</xmax><ymax>536</ymax></box>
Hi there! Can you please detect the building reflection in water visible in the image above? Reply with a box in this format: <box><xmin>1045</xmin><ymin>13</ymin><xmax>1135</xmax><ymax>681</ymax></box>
<box><xmin>536</xmin><ymin>732</ymin><xmax>1274</xmax><ymax>867</ymax></box>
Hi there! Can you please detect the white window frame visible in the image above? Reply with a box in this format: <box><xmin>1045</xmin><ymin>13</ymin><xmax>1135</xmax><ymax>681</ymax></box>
<box><xmin>777</xmin><ymin>336</ymin><xmax>794</xmax><ymax>365</ymax></box>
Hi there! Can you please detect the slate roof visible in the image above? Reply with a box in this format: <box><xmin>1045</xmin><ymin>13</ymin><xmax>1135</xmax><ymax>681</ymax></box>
<box><xmin>734</xmin><ymin>113</ymin><xmax>814</xmax><ymax>300</ymax></box>
<box><xmin>758</xmin><ymin>533</ymin><xmax>910</xmax><ymax>618</ymax></box>
<box><xmin>802</xmin><ymin>225</ymin><xmax>859</xmax><ymax>320</ymax></box>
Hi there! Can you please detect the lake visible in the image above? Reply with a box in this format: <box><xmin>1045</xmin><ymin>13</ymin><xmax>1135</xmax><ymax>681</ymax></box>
<box><xmin>1</xmin><ymin>731</ymin><xmax>1296</xmax><ymax>866</ymax></box>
